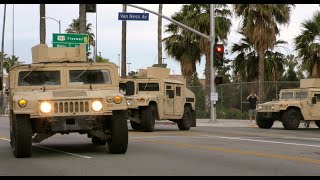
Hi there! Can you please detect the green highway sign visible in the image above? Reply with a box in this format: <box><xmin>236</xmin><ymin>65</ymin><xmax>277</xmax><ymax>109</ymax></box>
<box><xmin>52</xmin><ymin>33</ymin><xmax>89</xmax><ymax>52</ymax></box>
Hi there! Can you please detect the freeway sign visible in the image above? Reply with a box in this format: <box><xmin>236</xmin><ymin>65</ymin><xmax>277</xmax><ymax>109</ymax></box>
<box><xmin>118</xmin><ymin>12</ymin><xmax>149</xmax><ymax>21</ymax></box>
<box><xmin>52</xmin><ymin>33</ymin><xmax>89</xmax><ymax>52</ymax></box>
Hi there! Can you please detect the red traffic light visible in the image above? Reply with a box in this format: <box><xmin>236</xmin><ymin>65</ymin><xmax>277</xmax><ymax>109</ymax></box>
<box><xmin>216</xmin><ymin>46</ymin><xmax>223</xmax><ymax>53</ymax></box>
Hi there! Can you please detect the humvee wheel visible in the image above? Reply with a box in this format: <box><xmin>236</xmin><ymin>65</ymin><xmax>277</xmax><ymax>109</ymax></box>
<box><xmin>281</xmin><ymin>109</ymin><xmax>301</xmax><ymax>130</ymax></box>
<box><xmin>141</xmin><ymin>106</ymin><xmax>155</xmax><ymax>132</ymax></box>
<box><xmin>92</xmin><ymin>136</ymin><xmax>107</xmax><ymax>145</ymax></box>
<box><xmin>314</xmin><ymin>121</ymin><xmax>320</xmax><ymax>128</ymax></box>
<box><xmin>130</xmin><ymin>120</ymin><xmax>142</xmax><ymax>130</ymax></box>
<box><xmin>107</xmin><ymin>110</ymin><xmax>128</xmax><ymax>154</ymax></box>
<box><xmin>256</xmin><ymin>112</ymin><xmax>274</xmax><ymax>129</ymax></box>
<box><xmin>178</xmin><ymin>106</ymin><xmax>192</xmax><ymax>131</ymax></box>
<box><xmin>11</xmin><ymin>114</ymin><xmax>32</xmax><ymax>158</ymax></box>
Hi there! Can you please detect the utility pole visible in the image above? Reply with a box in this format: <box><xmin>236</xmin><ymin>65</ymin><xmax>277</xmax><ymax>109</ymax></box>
<box><xmin>121</xmin><ymin>4</ymin><xmax>127</xmax><ymax>78</ymax></box>
<box><xmin>1</xmin><ymin>4</ymin><xmax>6</xmax><ymax>94</ymax></box>
<box><xmin>158</xmin><ymin>4</ymin><xmax>163</xmax><ymax>64</ymax></box>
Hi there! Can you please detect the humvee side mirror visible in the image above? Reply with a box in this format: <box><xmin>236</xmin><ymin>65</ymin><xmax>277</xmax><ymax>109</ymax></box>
<box><xmin>312</xmin><ymin>96</ymin><xmax>317</xmax><ymax>104</ymax></box>
<box><xmin>126</xmin><ymin>81</ymin><xmax>135</xmax><ymax>96</ymax></box>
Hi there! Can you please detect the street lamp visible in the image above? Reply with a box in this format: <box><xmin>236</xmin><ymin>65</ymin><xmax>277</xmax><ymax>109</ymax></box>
<box><xmin>41</xmin><ymin>16</ymin><xmax>61</xmax><ymax>33</ymax></box>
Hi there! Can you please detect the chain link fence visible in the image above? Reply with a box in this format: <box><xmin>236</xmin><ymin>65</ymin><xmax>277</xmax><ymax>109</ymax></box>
<box><xmin>188</xmin><ymin>81</ymin><xmax>300</xmax><ymax>119</ymax></box>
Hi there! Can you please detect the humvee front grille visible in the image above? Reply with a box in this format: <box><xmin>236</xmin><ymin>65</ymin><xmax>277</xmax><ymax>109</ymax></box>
<box><xmin>54</xmin><ymin>101</ymin><xmax>90</xmax><ymax>113</ymax></box>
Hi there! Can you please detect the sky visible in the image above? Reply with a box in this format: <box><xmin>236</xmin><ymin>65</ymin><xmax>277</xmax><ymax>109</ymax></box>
<box><xmin>0</xmin><ymin>4</ymin><xmax>319</xmax><ymax>78</ymax></box>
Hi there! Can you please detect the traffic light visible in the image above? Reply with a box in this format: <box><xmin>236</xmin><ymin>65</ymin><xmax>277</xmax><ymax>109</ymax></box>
<box><xmin>214</xmin><ymin>44</ymin><xmax>224</xmax><ymax>66</ymax></box>
<box><xmin>215</xmin><ymin>76</ymin><xmax>223</xmax><ymax>86</ymax></box>
<box><xmin>86</xmin><ymin>4</ymin><xmax>96</xmax><ymax>13</ymax></box>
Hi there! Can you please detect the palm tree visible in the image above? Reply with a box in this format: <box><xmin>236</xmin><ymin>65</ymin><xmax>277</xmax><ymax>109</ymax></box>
<box><xmin>40</xmin><ymin>4</ymin><xmax>46</xmax><ymax>44</ymax></box>
<box><xmin>294</xmin><ymin>11</ymin><xmax>320</xmax><ymax>78</ymax></box>
<box><xmin>65</xmin><ymin>18</ymin><xmax>95</xmax><ymax>51</ymax></box>
<box><xmin>158</xmin><ymin>4</ymin><xmax>163</xmax><ymax>64</ymax></box>
<box><xmin>79</xmin><ymin>4</ymin><xmax>86</xmax><ymax>34</ymax></box>
<box><xmin>233</xmin><ymin>4</ymin><xmax>293</xmax><ymax>97</ymax></box>
<box><xmin>4</xmin><ymin>54</ymin><xmax>20</xmax><ymax>73</ymax></box>
<box><xmin>163</xmin><ymin>5</ymin><xmax>201</xmax><ymax>86</ymax></box>
<box><xmin>231</xmin><ymin>31</ymin><xmax>287</xmax><ymax>82</ymax></box>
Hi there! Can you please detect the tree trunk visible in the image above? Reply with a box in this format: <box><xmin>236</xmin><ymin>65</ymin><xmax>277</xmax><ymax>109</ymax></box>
<box><xmin>186</xmin><ymin>75</ymin><xmax>192</xmax><ymax>87</ymax></box>
<box><xmin>40</xmin><ymin>4</ymin><xmax>46</xmax><ymax>44</ymax></box>
<box><xmin>79</xmin><ymin>4</ymin><xmax>86</xmax><ymax>34</ymax></box>
<box><xmin>121</xmin><ymin>4</ymin><xmax>127</xmax><ymax>78</ymax></box>
<box><xmin>204</xmin><ymin>51</ymin><xmax>211</xmax><ymax>115</ymax></box>
<box><xmin>312</xmin><ymin>61</ymin><xmax>319</xmax><ymax>78</ymax></box>
<box><xmin>258</xmin><ymin>49</ymin><xmax>265</xmax><ymax>102</ymax></box>
<box><xmin>158</xmin><ymin>4</ymin><xmax>163</xmax><ymax>64</ymax></box>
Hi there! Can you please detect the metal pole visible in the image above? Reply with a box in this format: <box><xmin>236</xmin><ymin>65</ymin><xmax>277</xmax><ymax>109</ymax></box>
<box><xmin>12</xmin><ymin>4</ymin><xmax>14</xmax><ymax>57</ymax></box>
<box><xmin>118</xmin><ymin>53</ymin><xmax>120</xmax><ymax>76</ymax></box>
<box><xmin>95</xmin><ymin>5</ymin><xmax>98</xmax><ymax>62</ymax></box>
<box><xmin>58</xmin><ymin>20</ymin><xmax>61</xmax><ymax>33</ymax></box>
<box><xmin>126</xmin><ymin>4</ymin><xmax>209</xmax><ymax>40</ymax></box>
<box><xmin>121</xmin><ymin>4</ymin><xmax>127</xmax><ymax>78</ymax></box>
<box><xmin>1</xmin><ymin>4</ymin><xmax>7</xmax><ymax>93</ymax></box>
<box><xmin>210</xmin><ymin>4</ymin><xmax>216</xmax><ymax>123</ymax></box>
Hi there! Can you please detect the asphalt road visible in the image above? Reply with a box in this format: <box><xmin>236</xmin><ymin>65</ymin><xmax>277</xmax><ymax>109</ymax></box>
<box><xmin>1</xmin><ymin>116</ymin><xmax>320</xmax><ymax>176</ymax></box>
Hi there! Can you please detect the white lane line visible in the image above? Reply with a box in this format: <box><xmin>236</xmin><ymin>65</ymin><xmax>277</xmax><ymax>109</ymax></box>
<box><xmin>202</xmin><ymin>135</ymin><xmax>320</xmax><ymax>148</ymax></box>
<box><xmin>0</xmin><ymin>137</ymin><xmax>92</xmax><ymax>159</ymax></box>
<box><xmin>130</xmin><ymin>135</ymin><xmax>320</xmax><ymax>148</ymax></box>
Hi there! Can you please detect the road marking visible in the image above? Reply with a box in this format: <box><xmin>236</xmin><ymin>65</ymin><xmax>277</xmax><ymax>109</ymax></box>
<box><xmin>206</xmin><ymin>135</ymin><xmax>320</xmax><ymax>148</ymax></box>
<box><xmin>142</xmin><ymin>139</ymin><xmax>320</xmax><ymax>164</ymax></box>
<box><xmin>0</xmin><ymin>137</ymin><xmax>92</xmax><ymax>159</ymax></box>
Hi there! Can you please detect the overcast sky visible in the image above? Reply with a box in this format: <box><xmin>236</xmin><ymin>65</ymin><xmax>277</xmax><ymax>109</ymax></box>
<box><xmin>0</xmin><ymin>4</ymin><xmax>319</xmax><ymax>78</ymax></box>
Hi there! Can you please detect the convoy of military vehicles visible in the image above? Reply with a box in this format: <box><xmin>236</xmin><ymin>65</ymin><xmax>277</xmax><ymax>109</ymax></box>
<box><xmin>6</xmin><ymin>43</ymin><xmax>197</xmax><ymax>158</ymax></box>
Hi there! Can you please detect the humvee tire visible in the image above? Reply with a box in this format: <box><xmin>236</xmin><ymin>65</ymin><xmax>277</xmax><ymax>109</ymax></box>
<box><xmin>11</xmin><ymin>114</ymin><xmax>32</xmax><ymax>158</ymax></box>
<box><xmin>178</xmin><ymin>106</ymin><xmax>192</xmax><ymax>131</ymax></box>
<box><xmin>130</xmin><ymin>121</ymin><xmax>142</xmax><ymax>130</ymax></box>
<box><xmin>92</xmin><ymin>136</ymin><xmax>107</xmax><ymax>145</ymax></box>
<box><xmin>256</xmin><ymin>112</ymin><xmax>274</xmax><ymax>129</ymax></box>
<box><xmin>107</xmin><ymin>110</ymin><xmax>128</xmax><ymax>154</ymax></box>
<box><xmin>281</xmin><ymin>108</ymin><xmax>301</xmax><ymax>130</ymax></box>
<box><xmin>314</xmin><ymin>121</ymin><xmax>320</xmax><ymax>128</ymax></box>
<box><xmin>141</xmin><ymin>106</ymin><xmax>155</xmax><ymax>132</ymax></box>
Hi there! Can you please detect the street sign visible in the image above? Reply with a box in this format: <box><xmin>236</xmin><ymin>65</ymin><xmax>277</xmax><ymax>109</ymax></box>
<box><xmin>211</xmin><ymin>93</ymin><xmax>218</xmax><ymax>101</ymax></box>
<box><xmin>118</xmin><ymin>12</ymin><xmax>149</xmax><ymax>21</ymax></box>
<box><xmin>52</xmin><ymin>33</ymin><xmax>89</xmax><ymax>52</ymax></box>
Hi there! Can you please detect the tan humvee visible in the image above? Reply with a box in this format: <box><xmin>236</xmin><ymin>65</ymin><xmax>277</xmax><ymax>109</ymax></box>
<box><xmin>8</xmin><ymin>44</ymin><xmax>128</xmax><ymax>158</ymax></box>
<box><xmin>119</xmin><ymin>65</ymin><xmax>196</xmax><ymax>132</ymax></box>
<box><xmin>256</xmin><ymin>78</ymin><xmax>320</xmax><ymax>130</ymax></box>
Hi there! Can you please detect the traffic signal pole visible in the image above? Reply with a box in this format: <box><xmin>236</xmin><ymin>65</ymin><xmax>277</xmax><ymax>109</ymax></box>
<box><xmin>126</xmin><ymin>4</ymin><xmax>217</xmax><ymax>123</ymax></box>
<box><xmin>210</xmin><ymin>4</ymin><xmax>216</xmax><ymax>123</ymax></box>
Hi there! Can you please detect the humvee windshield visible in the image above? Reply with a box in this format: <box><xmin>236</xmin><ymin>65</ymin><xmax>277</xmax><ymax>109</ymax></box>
<box><xmin>281</xmin><ymin>92</ymin><xmax>293</xmax><ymax>99</ymax></box>
<box><xmin>281</xmin><ymin>91</ymin><xmax>308</xmax><ymax>100</ymax></box>
<box><xmin>69</xmin><ymin>70</ymin><xmax>111</xmax><ymax>84</ymax></box>
<box><xmin>18</xmin><ymin>70</ymin><xmax>61</xmax><ymax>86</ymax></box>
<box><xmin>296</xmin><ymin>91</ymin><xmax>308</xmax><ymax>99</ymax></box>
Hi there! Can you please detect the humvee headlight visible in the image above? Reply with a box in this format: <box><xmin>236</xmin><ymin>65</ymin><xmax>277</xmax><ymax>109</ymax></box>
<box><xmin>126</xmin><ymin>99</ymin><xmax>132</xmax><ymax>106</ymax></box>
<box><xmin>271</xmin><ymin>106</ymin><xmax>275</xmax><ymax>110</ymax></box>
<box><xmin>18</xmin><ymin>99</ymin><xmax>27</xmax><ymax>108</ymax></box>
<box><xmin>114</xmin><ymin>96</ymin><xmax>122</xmax><ymax>104</ymax></box>
<box><xmin>92</xmin><ymin>100</ymin><xmax>103</xmax><ymax>112</ymax></box>
<box><xmin>40</xmin><ymin>102</ymin><xmax>51</xmax><ymax>113</ymax></box>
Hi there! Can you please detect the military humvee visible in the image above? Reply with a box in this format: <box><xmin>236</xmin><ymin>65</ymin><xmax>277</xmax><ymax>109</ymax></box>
<box><xmin>119</xmin><ymin>66</ymin><xmax>196</xmax><ymax>132</ymax></box>
<box><xmin>256</xmin><ymin>78</ymin><xmax>320</xmax><ymax>130</ymax></box>
<box><xmin>8</xmin><ymin>44</ymin><xmax>128</xmax><ymax>158</ymax></box>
